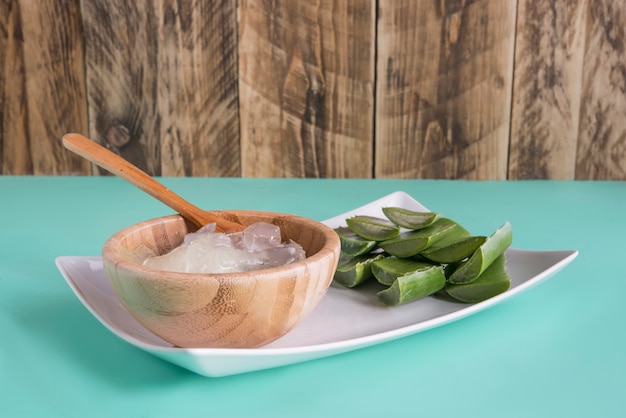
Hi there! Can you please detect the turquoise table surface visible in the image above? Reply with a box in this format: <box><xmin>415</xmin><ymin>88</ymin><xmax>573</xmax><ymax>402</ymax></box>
<box><xmin>1</xmin><ymin>177</ymin><xmax>624</xmax><ymax>418</ymax></box>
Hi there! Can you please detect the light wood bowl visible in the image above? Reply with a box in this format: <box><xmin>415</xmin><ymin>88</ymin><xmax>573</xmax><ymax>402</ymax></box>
<box><xmin>101</xmin><ymin>210</ymin><xmax>341</xmax><ymax>348</ymax></box>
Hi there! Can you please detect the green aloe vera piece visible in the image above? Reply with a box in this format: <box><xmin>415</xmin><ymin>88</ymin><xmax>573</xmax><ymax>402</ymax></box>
<box><xmin>445</xmin><ymin>254</ymin><xmax>510</xmax><ymax>303</ymax></box>
<box><xmin>371</xmin><ymin>257</ymin><xmax>435</xmax><ymax>285</ymax></box>
<box><xmin>421</xmin><ymin>236</ymin><xmax>487</xmax><ymax>263</ymax></box>
<box><xmin>378</xmin><ymin>218</ymin><xmax>459</xmax><ymax>258</ymax></box>
<box><xmin>447</xmin><ymin>222</ymin><xmax>513</xmax><ymax>284</ymax></box>
<box><xmin>418</xmin><ymin>221</ymin><xmax>472</xmax><ymax>262</ymax></box>
<box><xmin>346</xmin><ymin>216</ymin><xmax>400</xmax><ymax>241</ymax></box>
<box><xmin>333</xmin><ymin>253</ymin><xmax>385</xmax><ymax>288</ymax></box>
<box><xmin>382</xmin><ymin>207</ymin><xmax>440</xmax><ymax>229</ymax></box>
<box><xmin>377</xmin><ymin>265</ymin><xmax>446</xmax><ymax>306</ymax></box>
<box><xmin>334</xmin><ymin>226</ymin><xmax>378</xmax><ymax>256</ymax></box>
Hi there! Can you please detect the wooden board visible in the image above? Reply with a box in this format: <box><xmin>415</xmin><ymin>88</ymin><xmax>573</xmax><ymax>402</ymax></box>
<box><xmin>576</xmin><ymin>0</ymin><xmax>626</xmax><ymax>180</ymax></box>
<box><xmin>1</xmin><ymin>0</ymin><xmax>89</xmax><ymax>175</ymax></box>
<box><xmin>1</xmin><ymin>0</ymin><xmax>625</xmax><ymax>179</ymax></box>
<box><xmin>238</xmin><ymin>0</ymin><xmax>375</xmax><ymax>178</ymax></box>
<box><xmin>509</xmin><ymin>0</ymin><xmax>586</xmax><ymax>180</ymax></box>
<box><xmin>0</xmin><ymin>0</ymin><xmax>31</xmax><ymax>174</ymax></box>
<box><xmin>81</xmin><ymin>0</ymin><xmax>240</xmax><ymax>176</ymax></box>
<box><xmin>375</xmin><ymin>0</ymin><xmax>516</xmax><ymax>179</ymax></box>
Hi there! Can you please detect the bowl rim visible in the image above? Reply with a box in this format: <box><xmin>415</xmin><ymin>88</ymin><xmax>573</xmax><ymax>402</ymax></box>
<box><xmin>101</xmin><ymin>210</ymin><xmax>341</xmax><ymax>280</ymax></box>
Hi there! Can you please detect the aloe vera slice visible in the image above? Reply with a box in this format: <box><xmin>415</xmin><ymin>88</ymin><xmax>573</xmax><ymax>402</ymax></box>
<box><xmin>371</xmin><ymin>257</ymin><xmax>435</xmax><ymax>285</ymax></box>
<box><xmin>333</xmin><ymin>253</ymin><xmax>385</xmax><ymax>288</ymax></box>
<box><xmin>418</xmin><ymin>221</ymin><xmax>472</xmax><ymax>262</ymax></box>
<box><xmin>445</xmin><ymin>254</ymin><xmax>510</xmax><ymax>303</ymax></box>
<box><xmin>378</xmin><ymin>218</ymin><xmax>458</xmax><ymax>258</ymax></box>
<box><xmin>421</xmin><ymin>236</ymin><xmax>487</xmax><ymax>263</ymax></box>
<box><xmin>334</xmin><ymin>226</ymin><xmax>378</xmax><ymax>256</ymax></box>
<box><xmin>346</xmin><ymin>216</ymin><xmax>400</xmax><ymax>241</ymax></box>
<box><xmin>447</xmin><ymin>222</ymin><xmax>513</xmax><ymax>284</ymax></box>
<box><xmin>382</xmin><ymin>207</ymin><xmax>440</xmax><ymax>229</ymax></box>
<box><xmin>377</xmin><ymin>265</ymin><xmax>446</xmax><ymax>306</ymax></box>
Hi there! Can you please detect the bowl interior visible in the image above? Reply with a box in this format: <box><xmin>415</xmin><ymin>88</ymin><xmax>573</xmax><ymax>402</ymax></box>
<box><xmin>107</xmin><ymin>210</ymin><xmax>336</xmax><ymax>268</ymax></box>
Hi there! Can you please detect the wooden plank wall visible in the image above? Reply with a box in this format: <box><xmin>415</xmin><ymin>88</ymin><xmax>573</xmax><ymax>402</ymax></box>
<box><xmin>238</xmin><ymin>0</ymin><xmax>375</xmax><ymax>178</ymax></box>
<box><xmin>1</xmin><ymin>0</ymin><xmax>625</xmax><ymax>180</ymax></box>
<box><xmin>375</xmin><ymin>0</ymin><xmax>516</xmax><ymax>179</ymax></box>
<box><xmin>1</xmin><ymin>0</ymin><xmax>90</xmax><ymax>175</ymax></box>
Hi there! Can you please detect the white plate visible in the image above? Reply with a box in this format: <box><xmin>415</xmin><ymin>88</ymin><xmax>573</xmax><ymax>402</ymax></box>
<box><xmin>56</xmin><ymin>191</ymin><xmax>578</xmax><ymax>377</ymax></box>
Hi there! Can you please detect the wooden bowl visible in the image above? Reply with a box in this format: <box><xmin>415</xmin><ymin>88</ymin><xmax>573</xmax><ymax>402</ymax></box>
<box><xmin>101</xmin><ymin>210</ymin><xmax>341</xmax><ymax>348</ymax></box>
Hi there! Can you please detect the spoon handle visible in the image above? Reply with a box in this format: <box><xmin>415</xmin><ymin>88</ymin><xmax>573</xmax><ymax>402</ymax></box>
<box><xmin>62</xmin><ymin>133</ymin><xmax>244</xmax><ymax>233</ymax></box>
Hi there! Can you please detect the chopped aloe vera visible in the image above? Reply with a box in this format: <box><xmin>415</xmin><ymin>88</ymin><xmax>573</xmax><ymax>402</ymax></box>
<box><xmin>421</xmin><ymin>236</ymin><xmax>487</xmax><ymax>263</ymax></box>
<box><xmin>333</xmin><ymin>253</ymin><xmax>385</xmax><ymax>288</ymax></box>
<box><xmin>377</xmin><ymin>265</ymin><xmax>446</xmax><ymax>306</ymax></box>
<box><xmin>372</xmin><ymin>257</ymin><xmax>435</xmax><ymax>285</ymax></box>
<box><xmin>378</xmin><ymin>218</ymin><xmax>458</xmax><ymax>258</ymax></box>
<box><xmin>445</xmin><ymin>254</ymin><xmax>510</xmax><ymax>303</ymax></box>
<box><xmin>334</xmin><ymin>205</ymin><xmax>513</xmax><ymax>307</ymax></box>
<box><xmin>382</xmin><ymin>207</ymin><xmax>440</xmax><ymax>229</ymax></box>
<box><xmin>447</xmin><ymin>222</ymin><xmax>513</xmax><ymax>284</ymax></box>
<box><xmin>335</xmin><ymin>226</ymin><xmax>378</xmax><ymax>256</ymax></box>
<box><xmin>419</xmin><ymin>224</ymin><xmax>478</xmax><ymax>264</ymax></box>
<box><xmin>346</xmin><ymin>216</ymin><xmax>400</xmax><ymax>241</ymax></box>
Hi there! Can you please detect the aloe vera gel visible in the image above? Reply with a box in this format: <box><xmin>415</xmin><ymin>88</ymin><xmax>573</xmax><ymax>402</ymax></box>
<box><xmin>333</xmin><ymin>208</ymin><xmax>512</xmax><ymax>306</ymax></box>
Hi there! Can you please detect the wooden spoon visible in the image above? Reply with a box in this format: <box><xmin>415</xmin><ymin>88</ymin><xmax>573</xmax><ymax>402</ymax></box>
<box><xmin>62</xmin><ymin>133</ymin><xmax>244</xmax><ymax>233</ymax></box>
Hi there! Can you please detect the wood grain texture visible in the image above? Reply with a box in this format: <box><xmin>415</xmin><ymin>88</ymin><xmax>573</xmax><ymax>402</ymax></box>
<box><xmin>375</xmin><ymin>0</ymin><xmax>516</xmax><ymax>179</ymax></box>
<box><xmin>576</xmin><ymin>0</ymin><xmax>626</xmax><ymax>180</ymax></box>
<box><xmin>1</xmin><ymin>0</ymin><xmax>89</xmax><ymax>175</ymax></box>
<box><xmin>509</xmin><ymin>0</ymin><xmax>586</xmax><ymax>180</ymax></box>
<box><xmin>238</xmin><ymin>0</ymin><xmax>375</xmax><ymax>178</ymax></box>
<box><xmin>81</xmin><ymin>0</ymin><xmax>240</xmax><ymax>177</ymax></box>
<box><xmin>2</xmin><ymin>0</ymin><xmax>626</xmax><ymax>179</ymax></box>
<box><xmin>0</xmin><ymin>0</ymin><xmax>30</xmax><ymax>174</ymax></box>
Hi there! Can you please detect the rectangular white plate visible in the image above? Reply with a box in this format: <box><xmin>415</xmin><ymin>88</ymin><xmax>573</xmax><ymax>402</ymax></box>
<box><xmin>56</xmin><ymin>191</ymin><xmax>578</xmax><ymax>377</ymax></box>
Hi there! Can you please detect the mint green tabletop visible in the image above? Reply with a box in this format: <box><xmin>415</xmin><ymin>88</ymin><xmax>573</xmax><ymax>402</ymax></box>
<box><xmin>1</xmin><ymin>177</ymin><xmax>624</xmax><ymax>417</ymax></box>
